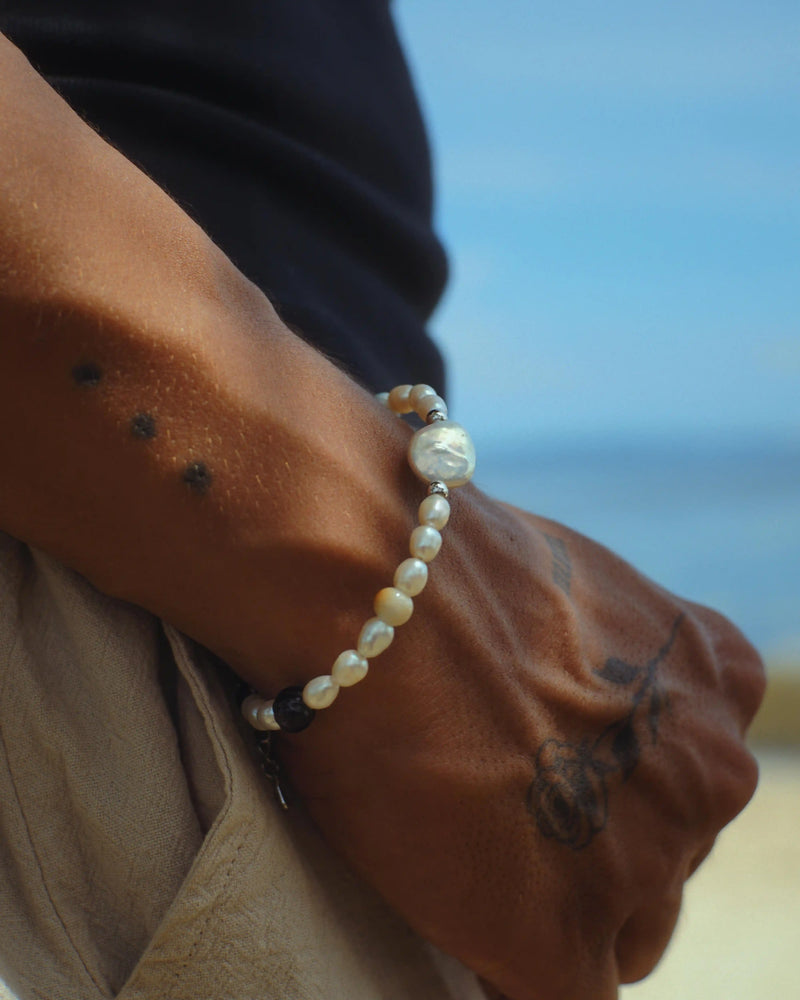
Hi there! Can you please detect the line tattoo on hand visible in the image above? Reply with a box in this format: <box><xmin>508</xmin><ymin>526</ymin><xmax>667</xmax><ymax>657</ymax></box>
<box><xmin>544</xmin><ymin>534</ymin><xmax>572</xmax><ymax>595</ymax></box>
<box><xmin>526</xmin><ymin>613</ymin><xmax>685</xmax><ymax>850</ymax></box>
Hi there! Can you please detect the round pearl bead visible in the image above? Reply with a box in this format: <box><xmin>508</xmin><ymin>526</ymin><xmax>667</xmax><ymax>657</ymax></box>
<box><xmin>303</xmin><ymin>675</ymin><xmax>340</xmax><ymax>710</ymax></box>
<box><xmin>257</xmin><ymin>701</ymin><xmax>281</xmax><ymax>732</ymax></box>
<box><xmin>418</xmin><ymin>494</ymin><xmax>450</xmax><ymax>529</ymax></box>
<box><xmin>388</xmin><ymin>384</ymin><xmax>414</xmax><ymax>414</ymax></box>
<box><xmin>357</xmin><ymin>617</ymin><xmax>395</xmax><ymax>658</ymax></box>
<box><xmin>407</xmin><ymin>420</ymin><xmax>476</xmax><ymax>488</ymax></box>
<box><xmin>393</xmin><ymin>557</ymin><xmax>428</xmax><ymax>596</ymax></box>
<box><xmin>375</xmin><ymin>391</ymin><xmax>390</xmax><ymax>407</ymax></box>
<box><xmin>374</xmin><ymin>587</ymin><xmax>414</xmax><ymax>626</ymax></box>
<box><xmin>331</xmin><ymin>649</ymin><xmax>369</xmax><ymax>687</ymax></box>
<box><xmin>412</xmin><ymin>390</ymin><xmax>439</xmax><ymax>420</ymax></box>
<box><xmin>409</xmin><ymin>383</ymin><xmax>436</xmax><ymax>408</ymax></box>
<box><xmin>241</xmin><ymin>694</ymin><xmax>265</xmax><ymax>729</ymax></box>
<box><xmin>410</xmin><ymin>525</ymin><xmax>442</xmax><ymax>562</ymax></box>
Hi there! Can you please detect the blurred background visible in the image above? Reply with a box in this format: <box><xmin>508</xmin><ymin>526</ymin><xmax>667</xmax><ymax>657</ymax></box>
<box><xmin>0</xmin><ymin>5</ymin><xmax>794</xmax><ymax>999</ymax></box>
<box><xmin>395</xmin><ymin>0</ymin><xmax>799</xmax><ymax>996</ymax></box>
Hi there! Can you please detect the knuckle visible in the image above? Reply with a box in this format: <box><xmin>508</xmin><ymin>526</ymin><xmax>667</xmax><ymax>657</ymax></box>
<box><xmin>716</xmin><ymin>739</ymin><xmax>760</xmax><ymax>826</ymax></box>
<box><xmin>614</xmin><ymin>887</ymin><xmax>684</xmax><ymax>984</ymax></box>
<box><xmin>682</xmin><ymin>601</ymin><xmax>767</xmax><ymax>727</ymax></box>
<box><xmin>727</xmin><ymin>639</ymin><xmax>767</xmax><ymax>731</ymax></box>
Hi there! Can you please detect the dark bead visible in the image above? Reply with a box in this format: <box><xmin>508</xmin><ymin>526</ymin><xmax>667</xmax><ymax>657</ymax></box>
<box><xmin>273</xmin><ymin>685</ymin><xmax>316</xmax><ymax>733</ymax></box>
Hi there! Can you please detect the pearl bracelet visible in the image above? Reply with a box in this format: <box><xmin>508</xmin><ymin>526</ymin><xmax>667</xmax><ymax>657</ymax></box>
<box><xmin>240</xmin><ymin>383</ymin><xmax>476</xmax><ymax>738</ymax></box>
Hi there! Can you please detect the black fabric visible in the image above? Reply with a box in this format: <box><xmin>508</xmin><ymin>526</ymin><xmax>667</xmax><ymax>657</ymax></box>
<box><xmin>1</xmin><ymin>0</ymin><xmax>448</xmax><ymax>391</ymax></box>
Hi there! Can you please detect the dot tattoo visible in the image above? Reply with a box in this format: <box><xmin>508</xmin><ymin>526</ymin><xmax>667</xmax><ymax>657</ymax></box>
<box><xmin>182</xmin><ymin>461</ymin><xmax>212</xmax><ymax>495</ymax></box>
<box><xmin>130</xmin><ymin>412</ymin><xmax>157</xmax><ymax>440</ymax></box>
<box><xmin>71</xmin><ymin>362</ymin><xmax>102</xmax><ymax>387</ymax></box>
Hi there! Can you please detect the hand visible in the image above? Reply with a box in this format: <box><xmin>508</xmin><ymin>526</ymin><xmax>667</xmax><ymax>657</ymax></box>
<box><xmin>0</xmin><ymin>39</ymin><xmax>763</xmax><ymax>996</ymax></box>
<box><xmin>278</xmin><ymin>491</ymin><xmax>764</xmax><ymax>1000</ymax></box>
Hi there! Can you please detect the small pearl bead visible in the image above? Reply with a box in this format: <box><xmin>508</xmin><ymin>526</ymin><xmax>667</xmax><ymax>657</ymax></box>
<box><xmin>241</xmin><ymin>694</ymin><xmax>264</xmax><ymax>729</ymax></box>
<box><xmin>388</xmin><ymin>384</ymin><xmax>414</xmax><ymax>414</ymax></box>
<box><xmin>394</xmin><ymin>557</ymin><xmax>428</xmax><ymax>596</ymax></box>
<box><xmin>412</xmin><ymin>390</ymin><xmax>439</xmax><ymax>419</ymax></box>
<box><xmin>357</xmin><ymin>617</ymin><xmax>395</xmax><ymax>658</ymax></box>
<box><xmin>374</xmin><ymin>587</ymin><xmax>414</xmax><ymax>626</ymax></box>
<box><xmin>376</xmin><ymin>391</ymin><xmax>390</xmax><ymax>407</ymax></box>
<box><xmin>410</xmin><ymin>525</ymin><xmax>442</xmax><ymax>562</ymax></box>
<box><xmin>409</xmin><ymin>383</ymin><xmax>436</xmax><ymax>408</ymax></box>
<box><xmin>419</xmin><ymin>494</ymin><xmax>450</xmax><ymax>529</ymax></box>
<box><xmin>242</xmin><ymin>695</ymin><xmax>281</xmax><ymax>732</ymax></box>
<box><xmin>332</xmin><ymin>649</ymin><xmax>369</xmax><ymax>687</ymax></box>
<box><xmin>257</xmin><ymin>702</ymin><xmax>281</xmax><ymax>732</ymax></box>
<box><xmin>303</xmin><ymin>675</ymin><xmax>340</xmax><ymax>710</ymax></box>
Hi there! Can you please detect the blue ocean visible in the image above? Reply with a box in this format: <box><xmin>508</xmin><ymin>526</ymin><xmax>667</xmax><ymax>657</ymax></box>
<box><xmin>472</xmin><ymin>437</ymin><xmax>800</xmax><ymax>670</ymax></box>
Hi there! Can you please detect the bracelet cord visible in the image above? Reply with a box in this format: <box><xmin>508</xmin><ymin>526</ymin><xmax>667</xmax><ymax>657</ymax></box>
<box><xmin>240</xmin><ymin>383</ymin><xmax>476</xmax><ymax>736</ymax></box>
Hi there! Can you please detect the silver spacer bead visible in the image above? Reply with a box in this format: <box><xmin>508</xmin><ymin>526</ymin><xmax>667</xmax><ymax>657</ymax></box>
<box><xmin>425</xmin><ymin>409</ymin><xmax>447</xmax><ymax>424</ymax></box>
<box><xmin>427</xmin><ymin>481</ymin><xmax>450</xmax><ymax>498</ymax></box>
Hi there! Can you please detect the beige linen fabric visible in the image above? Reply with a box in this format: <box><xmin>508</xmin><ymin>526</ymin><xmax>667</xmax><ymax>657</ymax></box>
<box><xmin>0</xmin><ymin>534</ymin><xmax>485</xmax><ymax>1000</ymax></box>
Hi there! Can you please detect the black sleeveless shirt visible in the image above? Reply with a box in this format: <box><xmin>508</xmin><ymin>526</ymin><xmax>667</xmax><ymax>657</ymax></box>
<box><xmin>1</xmin><ymin>1</ymin><xmax>448</xmax><ymax>391</ymax></box>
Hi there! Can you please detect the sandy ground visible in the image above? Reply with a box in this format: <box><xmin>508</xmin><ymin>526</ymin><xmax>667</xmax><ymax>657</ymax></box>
<box><xmin>2</xmin><ymin>749</ymin><xmax>797</xmax><ymax>999</ymax></box>
<box><xmin>622</xmin><ymin>748</ymin><xmax>800</xmax><ymax>999</ymax></box>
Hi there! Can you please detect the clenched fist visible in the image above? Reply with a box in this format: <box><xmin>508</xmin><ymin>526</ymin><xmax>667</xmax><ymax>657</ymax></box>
<box><xmin>279</xmin><ymin>489</ymin><xmax>765</xmax><ymax>1000</ymax></box>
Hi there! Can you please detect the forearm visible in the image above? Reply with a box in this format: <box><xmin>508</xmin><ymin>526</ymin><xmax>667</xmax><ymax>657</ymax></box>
<box><xmin>0</xmin><ymin>34</ymin><xmax>421</xmax><ymax>690</ymax></box>
<box><xmin>0</xmin><ymin>35</ymin><xmax>764</xmax><ymax>1000</ymax></box>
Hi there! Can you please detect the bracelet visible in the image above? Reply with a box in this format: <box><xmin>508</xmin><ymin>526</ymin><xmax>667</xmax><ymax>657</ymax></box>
<box><xmin>240</xmin><ymin>383</ymin><xmax>476</xmax><ymax>737</ymax></box>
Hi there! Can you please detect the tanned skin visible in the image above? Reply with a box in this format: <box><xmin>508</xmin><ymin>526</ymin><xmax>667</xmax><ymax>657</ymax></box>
<box><xmin>0</xmin><ymin>35</ymin><xmax>764</xmax><ymax>1000</ymax></box>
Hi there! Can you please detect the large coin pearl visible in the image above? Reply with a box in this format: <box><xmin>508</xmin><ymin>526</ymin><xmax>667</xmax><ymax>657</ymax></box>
<box><xmin>408</xmin><ymin>420</ymin><xmax>476</xmax><ymax>488</ymax></box>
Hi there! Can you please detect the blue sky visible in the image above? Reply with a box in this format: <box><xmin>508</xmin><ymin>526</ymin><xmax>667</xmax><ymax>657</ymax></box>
<box><xmin>394</xmin><ymin>0</ymin><xmax>799</xmax><ymax>448</ymax></box>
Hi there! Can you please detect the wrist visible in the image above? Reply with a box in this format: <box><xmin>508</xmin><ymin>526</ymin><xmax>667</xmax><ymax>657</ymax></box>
<box><xmin>237</xmin><ymin>384</ymin><xmax>478</xmax><ymax>731</ymax></box>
